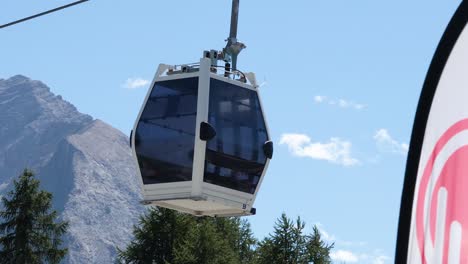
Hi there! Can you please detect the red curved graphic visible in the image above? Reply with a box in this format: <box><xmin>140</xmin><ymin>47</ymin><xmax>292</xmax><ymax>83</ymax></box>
<box><xmin>416</xmin><ymin>118</ymin><xmax>468</xmax><ymax>263</ymax></box>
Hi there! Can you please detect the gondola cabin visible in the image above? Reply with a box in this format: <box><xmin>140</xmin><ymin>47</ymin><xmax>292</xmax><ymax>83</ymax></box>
<box><xmin>131</xmin><ymin>58</ymin><xmax>272</xmax><ymax>217</ymax></box>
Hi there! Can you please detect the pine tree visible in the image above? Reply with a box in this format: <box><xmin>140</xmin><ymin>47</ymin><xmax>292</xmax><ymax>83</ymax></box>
<box><xmin>155</xmin><ymin>215</ymin><xmax>240</xmax><ymax>264</ymax></box>
<box><xmin>306</xmin><ymin>226</ymin><xmax>334</xmax><ymax>264</ymax></box>
<box><xmin>118</xmin><ymin>207</ymin><xmax>180</xmax><ymax>263</ymax></box>
<box><xmin>176</xmin><ymin>217</ymin><xmax>238</xmax><ymax>264</ymax></box>
<box><xmin>235</xmin><ymin>219</ymin><xmax>257</xmax><ymax>263</ymax></box>
<box><xmin>256</xmin><ymin>213</ymin><xmax>333</xmax><ymax>264</ymax></box>
<box><xmin>256</xmin><ymin>213</ymin><xmax>298</xmax><ymax>264</ymax></box>
<box><xmin>0</xmin><ymin>169</ymin><xmax>68</xmax><ymax>264</ymax></box>
<box><xmin>119</xmin><ymin>208</ymin><xmax>257</xmax><ymax>264</ymax></box>
<box><xmin>119</xmin><ymin>210</ymin><xmax>334</xmax><ymax>264</ymax></box>
<box><xmin>255</xmin><ymin>237</ymin><xmax>276</xmax><ymax>264</ymax></box>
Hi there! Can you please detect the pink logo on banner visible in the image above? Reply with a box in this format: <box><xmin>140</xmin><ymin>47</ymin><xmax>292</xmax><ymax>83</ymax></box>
<box><xmin>416</xmin><ymin>119</ymin><xmax>468</xmax><ymax>263</ymax></box>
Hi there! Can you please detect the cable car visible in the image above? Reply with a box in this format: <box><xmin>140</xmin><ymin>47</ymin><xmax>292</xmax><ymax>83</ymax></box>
<box><xmin>130</xmin><ymin>0</ymin><xmax>272</xmax><ymax>217</ymax></box>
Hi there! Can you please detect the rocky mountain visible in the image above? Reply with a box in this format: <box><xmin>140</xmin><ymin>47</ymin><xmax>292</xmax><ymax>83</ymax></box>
<box><xmin>0</xmin><ymin>75</ymin><xmax>144</xmax><ymax>263</ymax></box>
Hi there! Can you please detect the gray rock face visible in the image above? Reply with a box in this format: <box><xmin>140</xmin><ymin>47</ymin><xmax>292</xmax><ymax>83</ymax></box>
<box><xmin>0</xmin><ymin>75</ymin><xmax>144</xmax><ymax>263</ymax></box>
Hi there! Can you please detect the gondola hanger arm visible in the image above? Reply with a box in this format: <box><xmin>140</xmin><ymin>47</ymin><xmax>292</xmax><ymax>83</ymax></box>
<box><xmin>203</xmin><ymin>0</ymin><xmax>246</xmax><ymax>73</ymax></box>
<box><xmin>223</xmin><ymin>0</ymin><xmax>246</xmax><ymax>71</ymax></box>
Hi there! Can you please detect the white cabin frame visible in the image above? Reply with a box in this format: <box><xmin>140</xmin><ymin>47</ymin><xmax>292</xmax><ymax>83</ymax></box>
<box><xmin>131</xmin><ymin>58</ymin><xmax>271</xmax><ymax>217</ymax></box>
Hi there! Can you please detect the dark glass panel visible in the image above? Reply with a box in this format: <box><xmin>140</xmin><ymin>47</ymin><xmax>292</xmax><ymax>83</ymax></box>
<box><xmin>204</xmin><ymin>79</ymin><xmax>269</xmax><ymax>194</ymax></box>
<box><xmin>136</xmin><ymin>77</ymin><xmax>198</xmax><ymax>184</ymax></box>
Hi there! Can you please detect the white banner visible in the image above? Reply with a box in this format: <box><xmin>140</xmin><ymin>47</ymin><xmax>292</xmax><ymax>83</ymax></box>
<box><xmin>396</xmin><ymin>1</ymin><xmax>468</xmax><ymax>263</ymax></box>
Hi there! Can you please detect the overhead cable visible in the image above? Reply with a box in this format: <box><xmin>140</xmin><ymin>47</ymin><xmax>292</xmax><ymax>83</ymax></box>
<box><xmin>0</xmin><ymin>0</ymin><xmax>89</xmax><ymax>29</ymax></box>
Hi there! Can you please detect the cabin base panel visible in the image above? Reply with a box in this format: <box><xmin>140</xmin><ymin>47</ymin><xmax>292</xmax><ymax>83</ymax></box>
<box><xmin>144</xmin><ymin>198</ymin><xmax>254</xmax><ymax>217</ymax></box>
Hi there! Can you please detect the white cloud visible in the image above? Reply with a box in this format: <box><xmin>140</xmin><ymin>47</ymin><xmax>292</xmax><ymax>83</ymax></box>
<box><xmin>338</xmin><ymin>99</ymin><xmax>350</xmax><ymax>108</ymax></box>
<box><xmin>314</xmin><ymin>223</ymin><xmax>336</xmax><ymax>241</ymax></box>
<box><xmin>314</xmin><ymin>224</ymin><xmax>391</xmax><ymax>264</ymax></box>
<box><xmin>314</xmin><ymin>95</ymin><xmax>327</xmax><ymax>103</ymax></box>
<box><xmin>314</xmin><ymin>95</ymin><xmax>366</xmax><ymax>110</ymax></box>
<box><xmin>315</xmin><ymin>223</ymin><xmax>366</xmax><ymax>247</ymax></box>
<box><xmin>374</xmin><ymin>129</ymin><xmax>408</xmax><ymax>155</ymax></box>
<box><xmin>331</xmin><ymin>250</ymin><xmax>359</xmax><ymax>263</ymax></box>
<box><xmin>331</xmin><ymin>250</ymin><xmax>391</xmax><ymax>264</ymax></box>
<box><xmin>372</xmin><ymin>255</ymin><xmax>390</xmax><ymax>264</ymax></box>
<box><xmin>358</xmin><ymin>253</ymin><xmax>391</xmax><ymax>264</ymax></box>
<box><xmin>280</xmin><ymin>134</ymin><xmax>359</xmax><ymax>166</ymax></box>
<box><xmin>123</xmin><ymin>78</ymin><xmax>150</xmax><ymax>89</ymax></box>
<box><xmin>355</xmin><ymin>104</ymin><xmax>366</xmax><ymax>110</ymax></box>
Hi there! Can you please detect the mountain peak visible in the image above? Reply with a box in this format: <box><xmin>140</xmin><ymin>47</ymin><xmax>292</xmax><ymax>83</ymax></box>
<box><xmin>0</xmin><ymin>75</ymin><xmax>144</xmax><ymax>263</ymax></box>
<box><xmin>0</xmin><ymin>75</ymin><xmax>93</xmax><ymax>176</ymax></box>
<box><xmin>1</xmin><ymin>75</ymin><xmax>44</xmax><ymax>91</ymax></box>
<box><xmin>0</xmin><ymin>75</ymin><xmax>92</xmax><ymax>127</ymax></box>
<box><xmin>7</xmin><ymin>74</ymin><xmax>30</xmax><ymax>82</ymax></box>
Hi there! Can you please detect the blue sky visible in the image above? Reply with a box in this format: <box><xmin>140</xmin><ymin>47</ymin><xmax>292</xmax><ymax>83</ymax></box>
<box><xmin>0</xmin><ymin>0</ymin><xmax>463</xmax><ymax>263</ymax></box>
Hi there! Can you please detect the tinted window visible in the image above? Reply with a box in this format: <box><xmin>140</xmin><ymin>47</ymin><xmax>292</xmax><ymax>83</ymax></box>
<box><xmin>135</xmin><ymin>77</ymin><xmax>198</xmax><ymax>184</ymax></box>
<box><xmin>204</xmin><ymin>79</ymin><xmax>268</xmax><ymax>194</ymax></box>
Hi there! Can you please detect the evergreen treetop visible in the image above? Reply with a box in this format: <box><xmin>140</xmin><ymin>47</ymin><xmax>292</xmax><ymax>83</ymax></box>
<box><xmin>0</xmin><ymin>169</ymin><xmax>68</xmax><ymax>264</ymax></box>
<box><xmin>119</xmin><ymin>208</ymin><xmax>334</xmax><ymax>264</ymax></box>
